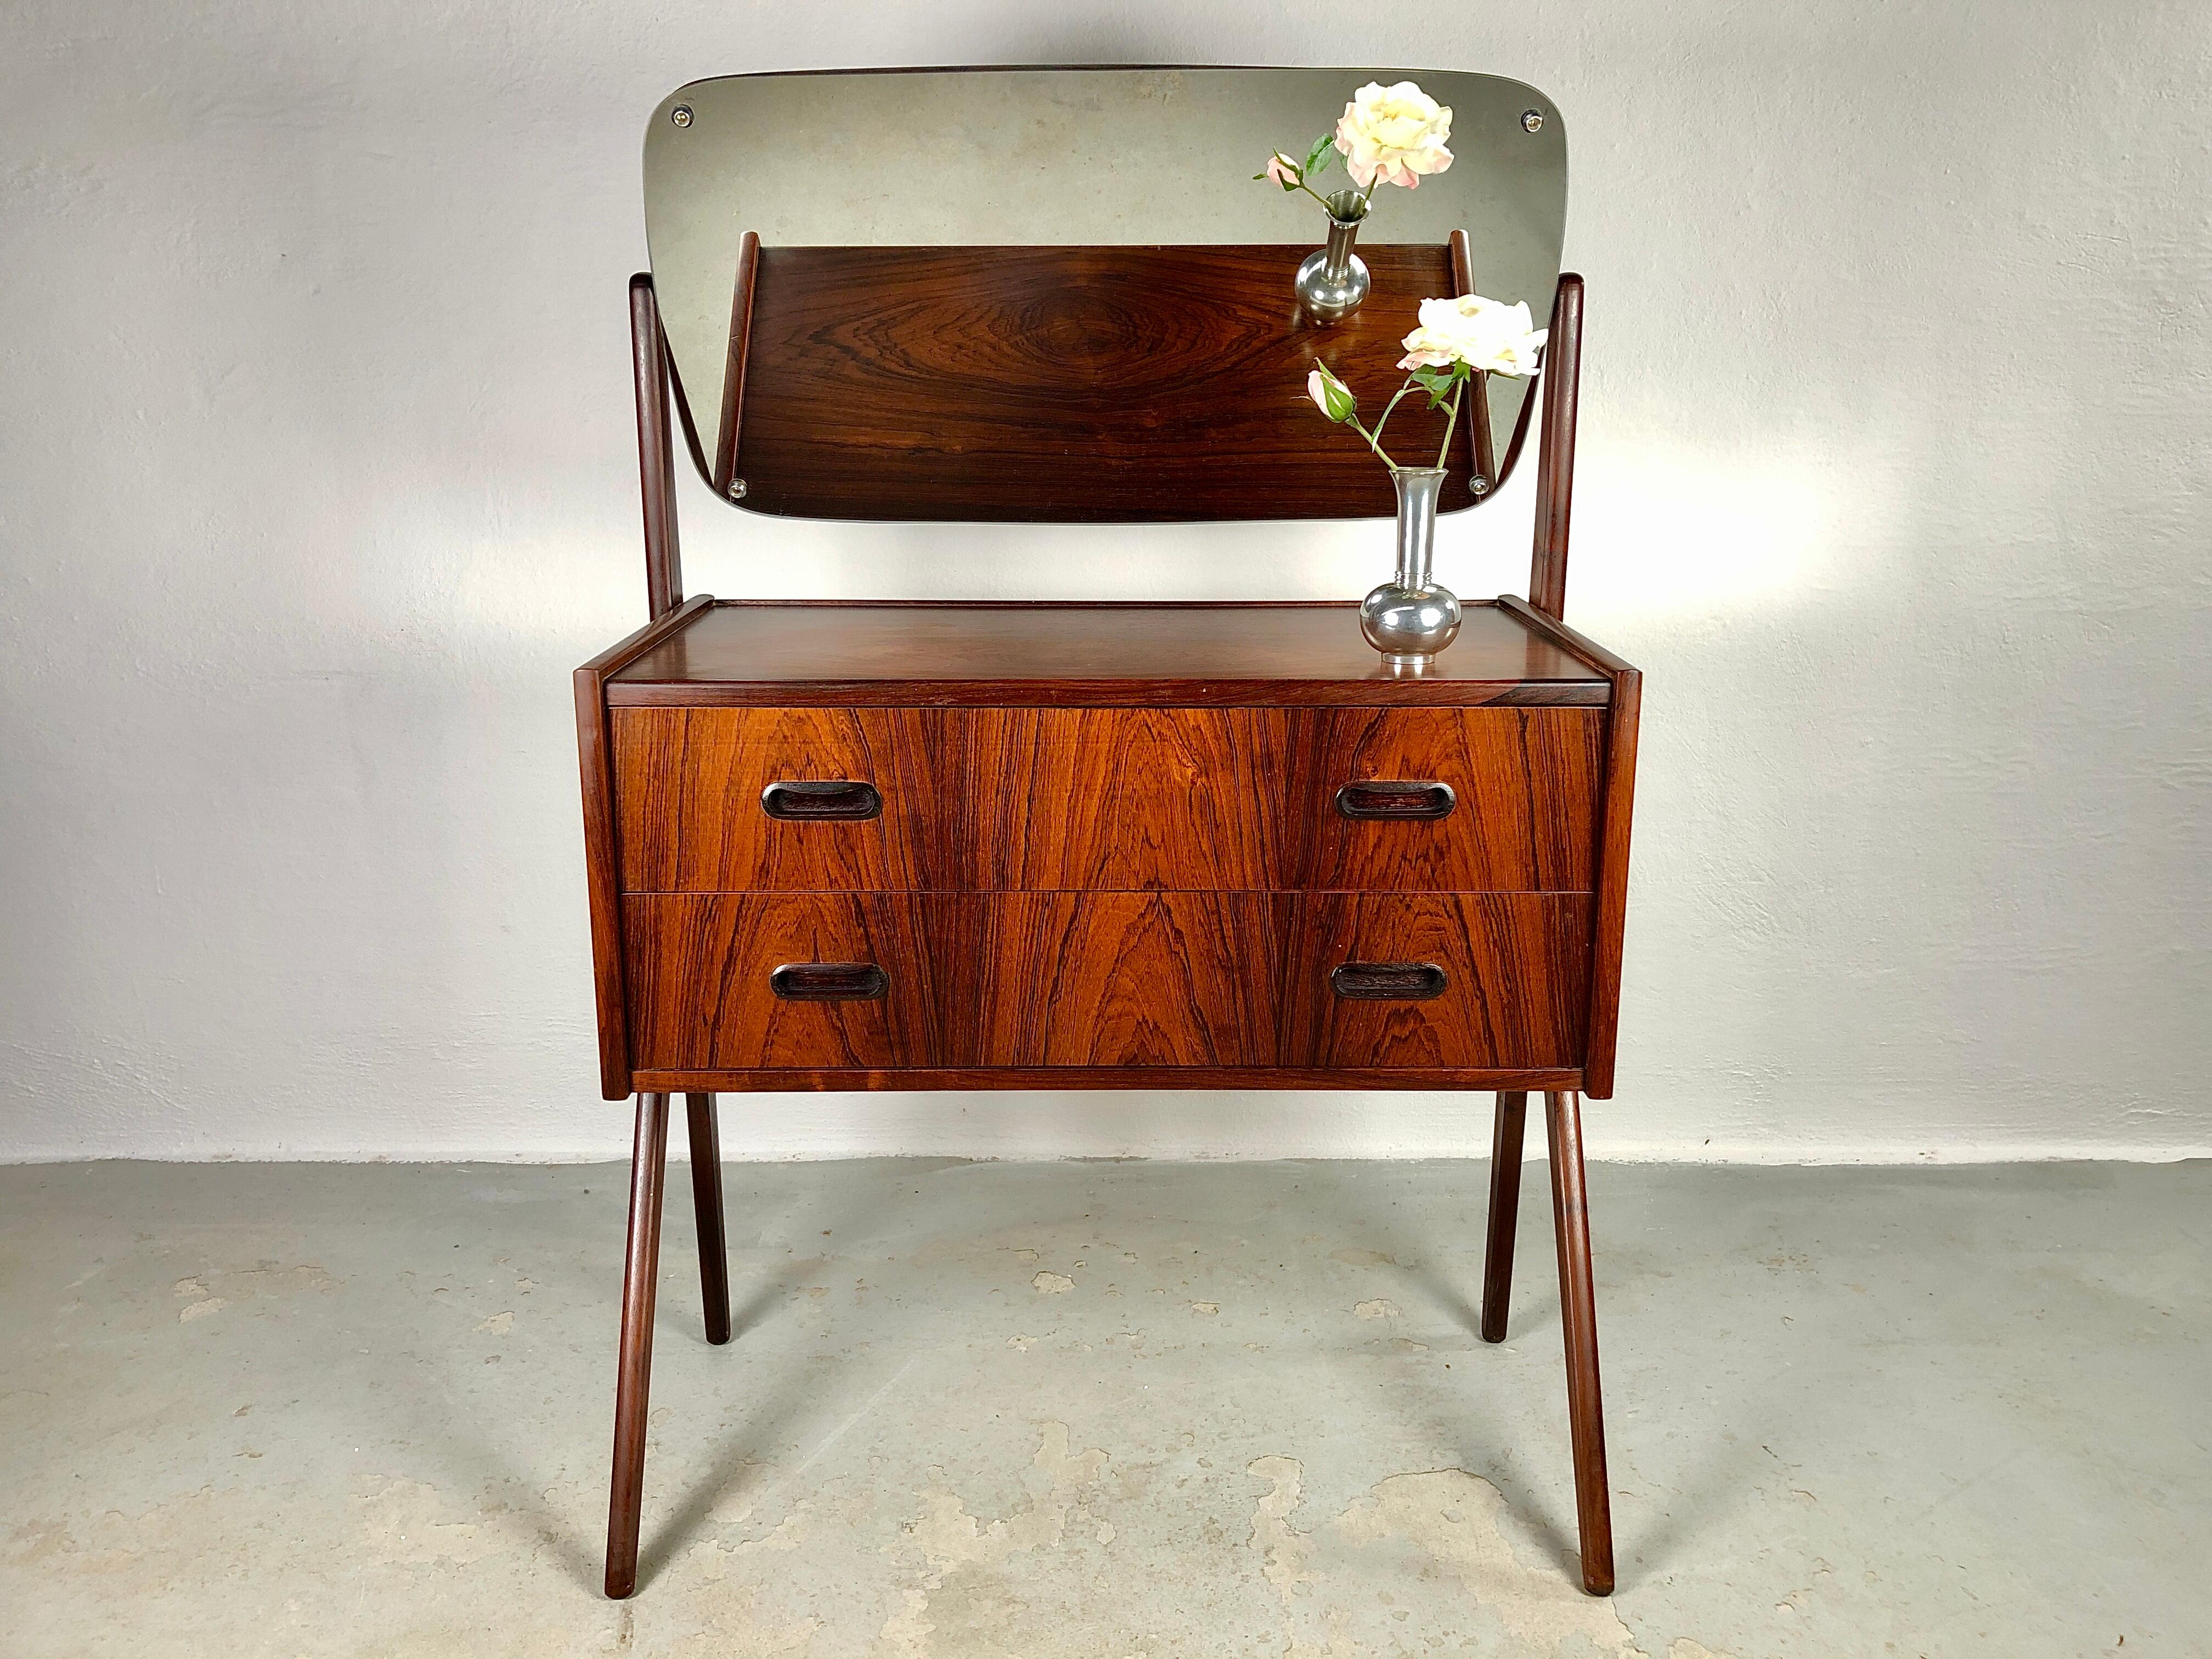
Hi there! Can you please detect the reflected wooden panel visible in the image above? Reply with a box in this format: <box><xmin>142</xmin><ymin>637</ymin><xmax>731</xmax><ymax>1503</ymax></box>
<box><xmin>733</xmin><ymin>245</ymin><xmax>1483</xmax><ymax>522</ymax></box>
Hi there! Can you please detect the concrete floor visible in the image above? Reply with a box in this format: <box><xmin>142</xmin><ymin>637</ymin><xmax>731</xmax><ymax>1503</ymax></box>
<box><xmin>1</xmin><ymin>1159</ymin><xmax>2203</xmax><ymax>1657</ymax></box>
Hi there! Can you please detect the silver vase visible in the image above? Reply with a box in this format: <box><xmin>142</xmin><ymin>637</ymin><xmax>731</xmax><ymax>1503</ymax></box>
<box><xmin>1293</xmin><ymin>191</ymin><xmax>1371</xmax><ymax>324</ymax></box>
<box><xmin>1359</xmin><ymin>467</ymin><xmax>1462</xmax><ymax>667</ymax></box>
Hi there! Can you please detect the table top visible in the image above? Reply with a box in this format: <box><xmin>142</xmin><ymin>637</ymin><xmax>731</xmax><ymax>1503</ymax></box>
<box><xmin>598</xmin><ymin>601</ymin><xmax>1616</xmax><ymax>708</ymax></box>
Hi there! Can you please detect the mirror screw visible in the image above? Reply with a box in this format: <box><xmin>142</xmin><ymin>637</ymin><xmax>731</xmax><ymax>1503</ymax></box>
<box><xmin>671</xmin><ymin>105</ymin><xmax>693</xmax><ymax>128</ymax></box>
<box><xmin>1521</xmin><ymin>110</ymin><xmax>1544</xmax><ymax>133</ymax></box>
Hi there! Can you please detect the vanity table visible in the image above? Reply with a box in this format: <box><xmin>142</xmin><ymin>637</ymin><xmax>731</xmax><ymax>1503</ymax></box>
<box><xmin>576</xmin><ymin>67</ymin><xmax>1637</xmax><ymax>1601</ymax></box>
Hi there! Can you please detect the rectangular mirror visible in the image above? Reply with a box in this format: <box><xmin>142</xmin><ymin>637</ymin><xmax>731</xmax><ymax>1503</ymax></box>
<box><xmin>642</xmin><ymin>67</ymin><xmax>1568</xmax><ymax>522</ymax></box>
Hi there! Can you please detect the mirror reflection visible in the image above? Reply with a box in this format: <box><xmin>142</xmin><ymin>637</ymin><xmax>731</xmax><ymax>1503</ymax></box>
<box><xmin>642</xmin><ymin>67</ymin><xmax>1567</xmax><ymax>520</ymax></box>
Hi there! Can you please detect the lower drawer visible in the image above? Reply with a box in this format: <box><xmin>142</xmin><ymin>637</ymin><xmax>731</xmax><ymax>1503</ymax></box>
<box><xmin>1276</xmin><ymin>893</ymin><xmax>1592</xmax><ymax>1069</ymax></box>
<box><xmin>623</xmin><ymin>894</ymin><xmax>967</xmax><ymax>1069</ymax></box>
<box><xmin>622</xmin><ymin>892</ymin><xmax>1589</xmax><ymax>1071</ymax></box>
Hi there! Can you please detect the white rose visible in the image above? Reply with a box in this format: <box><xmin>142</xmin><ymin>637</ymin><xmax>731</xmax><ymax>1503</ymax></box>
<box><xmin>1334</xmin><ymin>81</ymin><xmax>1453</xmax><ymax>191</ymax></box>
<box><xmin>1396</xmin><ymin>295</ymin><xmax>1548</xmax><ymax>377</ymax></box>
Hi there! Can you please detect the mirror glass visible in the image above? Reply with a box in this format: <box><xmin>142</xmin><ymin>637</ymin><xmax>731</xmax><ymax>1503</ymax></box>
<box><xmin>642</xmin><ymin>67</ymin><xmax>1567</xmax><ymax>517</ymax></box>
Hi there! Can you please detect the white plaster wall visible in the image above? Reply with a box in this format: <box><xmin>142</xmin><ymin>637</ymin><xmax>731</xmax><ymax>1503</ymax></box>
<box><xmin>2</xmin><ymin>0</ymin><xmax>2207</xmax><ymax>1164</ymax></box>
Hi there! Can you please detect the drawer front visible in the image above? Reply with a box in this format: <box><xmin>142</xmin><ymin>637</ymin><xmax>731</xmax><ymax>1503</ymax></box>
<box><xmin>612</xmin><ymin>708</ymin><xmax>951</xmax><ymax>892</ymax></box>
<box><xmin>624</xmin><ymin>893</ymin><xmax>973</xmax><ymax>1069</ymax></box>
<box><xmin>623</xmin><ymin>893</ymin><xmax>1274</xmax><ymax>1068</ymax></box>
<box><xmin>625</xmin><ymin>892</ymin><xmax>1587</xmax><ymax>1071</ymax></box>
<box><xmin>975</xmin><ymin>894</ymin><xmax>1279</xmax><ymax>1065</ymax></box>
<box><xmin>984</xmin><ymin>710</ymin><xmax>1285</xmax><ymax>890</ymax></box>
<box><xmin>613</xmin><ymin>706</ymin><xmax>1601</xmax><ymax>894</ymax></box>
<box><xmin>1295</xmin><ymin>708</ymin><xmax>1602</xmax><ymax>893</ymax></box>
<box><xmin>1279</xmin><ymin>894</ymin><xmax>1592</xmax><ymax>1069</ymax></box>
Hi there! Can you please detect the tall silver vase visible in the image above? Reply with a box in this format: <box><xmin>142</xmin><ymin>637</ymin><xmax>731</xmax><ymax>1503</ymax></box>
<box><xmin>1293</xmin><ymin>191</ymin><xmax>1371</xmax><ymax>324</ymax></box>
<box><xmin>1359</xmin><ymin>467</ymin><xmax>1462</xmax><ymax>667</ymax></box>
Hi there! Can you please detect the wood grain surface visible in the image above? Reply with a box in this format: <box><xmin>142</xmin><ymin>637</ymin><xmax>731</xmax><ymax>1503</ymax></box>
<box><xmin>623</xmin><ymin>893</ymin><xmax>973</xmax><ymax>1070</ymax></box>
<box><xmin>611</xmin><ymin>706</ymin><xmax>1601</xmax><ymax>894</ymax></box>
<box><xmin>602</xmin><ymin>601</ymin><xmax>1612</xmax><ymax>708</ymax></box>
<box><xmin>977</xmin><ymin>895</ymin><xmax>1280</xmax><ymax>1066</ymax></box>
<box><xmin>1528</xmin><ymin>275</ymin><xmax>1583</xmax><ymax>620</ymax></box>
<box><xmin>575</xmin><ymin>595</ymin><xmax>715</xmax><ymax>1098</ymax></box>
<box><xmin>1279</xmin><ymin>893</ymin><xmax>1590</xmax><ymax>1069</ymax></box>
<box><xmin>630</xmin><ymin>1066</ymin><xmax>1583</xmax><ymax>1093</ymax></box>
<box><xmin>613</xmin><ymin>708</ymin><xmax>947</xmax><ymax>893</ymax></box>
<box><xmin>621</xmin><ymin>891</ymin><xmax>1585</xmax><ymax>1071</ymax></box>
<box><xmin>1293</xmin><ymin>707</ymin><xmax>1602</xmax><ymax>893</ymax></box>
<box><xmin>731</xmin><ymin>244</ymin><xmax>1504</xmax><ymax>522</ymax></box>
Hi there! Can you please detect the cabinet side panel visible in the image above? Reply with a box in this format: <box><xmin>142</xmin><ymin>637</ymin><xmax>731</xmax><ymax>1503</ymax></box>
<box><xmin>575</xmin><ymin>668</ymin><xmax>632</xmax><ymax>1098</ymax></box>
<box><xmin>1581</xmin><ymin>673</ymin><xmax>1640</xmax><ymax>1098</ymax></box>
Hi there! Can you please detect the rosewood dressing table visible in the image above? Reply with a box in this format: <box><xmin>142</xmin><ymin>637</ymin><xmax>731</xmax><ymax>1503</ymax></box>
<box><xmin>575</xmin><ymin>67</ymin><xmax>1638</xmax><ymax>1600</ymax></box>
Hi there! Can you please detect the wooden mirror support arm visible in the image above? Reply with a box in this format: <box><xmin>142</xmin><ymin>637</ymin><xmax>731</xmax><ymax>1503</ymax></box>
<box><xmin>628</xmin><ymin>274</ymin><xmax>685</xmax><ymax>621</ymax></box>
<box><xmin>1528</xmin><ymin>273</ymin><xmax>1583</xmax><ymax>620</ymax></box>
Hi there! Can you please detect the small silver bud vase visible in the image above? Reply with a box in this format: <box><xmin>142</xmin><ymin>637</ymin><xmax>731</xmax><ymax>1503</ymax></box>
<box><xmin>1359</xmin><ymin>467</ymin><xmax>1462</xmax><ymax>668</ymax></box>
<box><xmin>1294</xmin><ymin>190</ymin><xmax>1372</xmax><ymax>324</ymax></box>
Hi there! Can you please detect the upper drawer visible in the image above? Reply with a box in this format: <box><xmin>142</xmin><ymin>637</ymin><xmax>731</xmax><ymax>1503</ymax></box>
<box><xmin>613</xmin><ymin>707</ymin><xmax>945</xmax><ymax>892</ymax></box>
<box><xmin>611</xmin><ymin>706</ymin><xmax>1602</xmax><ymax>893</ymax></box>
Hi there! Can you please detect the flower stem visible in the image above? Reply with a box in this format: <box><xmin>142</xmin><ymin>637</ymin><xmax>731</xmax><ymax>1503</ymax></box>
<box><xmin>1368</xmin><ymin>381</ymin><xmax>1418</xmax><ymax>459</ymax></box>
<box><xmin>1435</xmin><ymin>380</ymin><xmax>1464</xmax><ymax>470</ymax></box>
<box><xmin>1340</xmin><ymin>407</ymin><xmax>1399</xmax><ymax>470</ymax></box>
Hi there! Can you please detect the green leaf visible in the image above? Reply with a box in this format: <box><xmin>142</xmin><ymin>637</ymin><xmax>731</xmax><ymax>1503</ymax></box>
<box><xmin>1408</xmin><ymin>366</ymin><xmax>1457</xmax><ymax>408</ymax></box>
<box><xmin>1304</xmin><ymin>134</ymin><xmax>1336</xmax><ymax>176</ymax></box>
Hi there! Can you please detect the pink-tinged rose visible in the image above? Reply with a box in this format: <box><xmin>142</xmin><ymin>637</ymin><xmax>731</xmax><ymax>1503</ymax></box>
<box><xmin>1396</xmin><ymin>294</ymin><xmax>1548</xmax><ymax>376</ymax></box>
<box><xmin>1307</xmin><ymin>363</ymin><xmax>1357</xmax><ymax>421</ymax></box>
<box><xmin>1334</xmin><ymin>81</ymin><xmax>1453</xmax><ymax>192</ymax></box>
<box><xmin>1265</xmin><ymin>151</ymin><xmax>1302</xmax><ymax>188</ymax></box>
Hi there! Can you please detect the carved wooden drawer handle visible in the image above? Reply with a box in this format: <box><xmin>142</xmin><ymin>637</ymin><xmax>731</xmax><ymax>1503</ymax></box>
<box><xmin>1331</xmin><ymin>961</ymin><xmax>1449</xmax><ymax>1001</ymax></box>
<box><xmin>760</xmin><ymin>780</ymin><xmax>883</xmax><ymax>822</ymax></box>
<box><xmin>1334</xmin><ymin>781</ymin><xmax>1455</xmax><ymax>821</ymax></box>
<box><xmin>770</xmin><ymin>962</ymin><xmax>889</xmax><ymax>1002</ymax></box>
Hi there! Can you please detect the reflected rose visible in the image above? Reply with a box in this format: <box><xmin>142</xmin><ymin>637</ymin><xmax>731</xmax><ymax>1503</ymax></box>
<box><xmin>1334</xmin><ymin>81</ymin><xmax>1453</xmax><ymax>191</ymax></box>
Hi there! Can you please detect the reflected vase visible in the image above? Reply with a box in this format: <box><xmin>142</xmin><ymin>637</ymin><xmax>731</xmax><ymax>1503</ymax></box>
<box><xmin>1293</xmin><ymin>191</ymin><xmax>1371</xmax><ymax>324</ymax></box>
<box><xmin>1359</xmin><ymin>467</ymin><xmax>1462</xmax><ymax>668</ymax></box>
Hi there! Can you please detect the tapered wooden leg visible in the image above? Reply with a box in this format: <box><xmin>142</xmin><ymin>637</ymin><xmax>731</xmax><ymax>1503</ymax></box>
<box><xmin>605</xmin><ymin>1092</ymin><xmax>671</xmax><ymax>1600</ymax></box>
<box><xmin>1545</xmin><ymin>1089</ymin><xmax>1615</xmax><ymax>1595</ymax></box>
<box><xmin>685</xmin><ymin>1093</ymin><xmax>732</xmax><ymax>1346</ymax></box>
<box><xmin>1480</xmin><ymin>1091</ymin><xmax>1528</xmax><ymax>1341</ymax></box>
